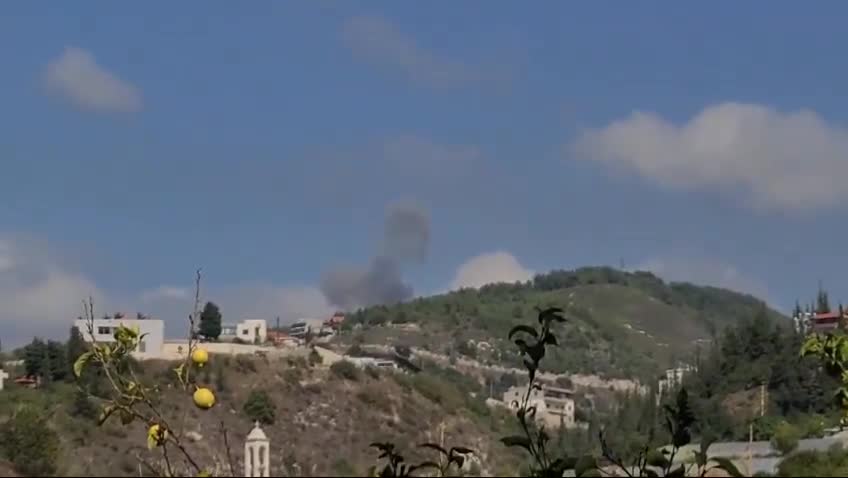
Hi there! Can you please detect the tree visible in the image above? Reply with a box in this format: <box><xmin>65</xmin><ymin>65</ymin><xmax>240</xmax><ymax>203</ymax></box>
<box><xmin>817</xmin><ymin>288</ymin><xmax>831</xmax><ymax>314</ymax></box>
<box><xmin>243</xmin><ymin>390</ymin><xmax>276</xmax><ymax>425</ymax></box>
<box><xmin>23</xmin><ymin>338</ymin><xmax>46</xmax><ymax>378</ymax></box>
<box><xmin>772</xmin><ymin>421</ymin><xmax>801</xmax><ymax>455</ymax></box>
<box><xmin>45</xmin><ymin>340</ymin><xmax>67</xmax><ymax>382</ymax></box>
<box><xmin>0</xmin><ymin>406</ymin><xmax>60</xmax><ymax>476</ymax></box>
<box><xmin>198</xmin><ymin>302</ymin><xmax>222</xmax><ymax>341</ymax></box>
<box><xmin>70</xmin><ymin>388</ymin><xmax>98</xmax><ymax>420</ymax></box>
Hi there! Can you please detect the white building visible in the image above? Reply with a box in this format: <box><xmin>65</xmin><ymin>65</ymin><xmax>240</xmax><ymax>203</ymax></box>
<box><xmin>503</xmin><ymin>384</ymin><xmax>576</xmax><ymax>428</ymax></box>
<box><xmin>220</xmin><ymin>319</ymin><xmax>268</xmax><ymax>344</ymax></box>
<box><xmin>289</xmin><ymin>318</ymin><xmax>325</xmax><ymax>339</ymax></box>
<box><xmin>74</xmin><ymin>317</ymin><xmax>164</xmax><ymax>360</ymax></box>
<box><xmin>656</xmin><ymin>364</ymin><xmax>695</xmax><ymax>405</ymax></box>
<box><xmin>237</xmin><ymin>320</ymin><xmax>268</xmax><ymax>344</ymax></box>
<box><xmin>244</xmin><ymin>421</ymin><xmax>270</xmax><ymax>477</ymax></box>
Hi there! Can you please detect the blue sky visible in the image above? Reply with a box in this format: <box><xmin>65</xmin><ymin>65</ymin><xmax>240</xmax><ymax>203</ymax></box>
<box><xmin>2</xmin><ymin>2</ymin><xmax>848</xmax><ymax>344</ymax></box>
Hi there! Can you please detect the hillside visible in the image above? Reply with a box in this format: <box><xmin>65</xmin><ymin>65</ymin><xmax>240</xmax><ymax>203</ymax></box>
<box><xmin>0</xmin><ymin>354</ymin><xmax>525</xmax><ymax>477</ymax></box>
<box><xmin>344</xmin><ymin>267</ymin><xmax>785</xmax><ymax>380</ymax></box>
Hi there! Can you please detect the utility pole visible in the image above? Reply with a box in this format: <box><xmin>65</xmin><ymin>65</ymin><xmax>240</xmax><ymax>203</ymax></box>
<box><xmin>748</xmin><ymin>423</ymin><xmax>753</xmax><ymax>476</ymax></box>
<box><xmin>760</xmin><ymin>382</ymin><xmax>766</xmax><ymax>417</ymax></box>
<box><xmin>275</xmin><ymin>316</ymin><xmax>280</xmax><ymax>332</ymax></box>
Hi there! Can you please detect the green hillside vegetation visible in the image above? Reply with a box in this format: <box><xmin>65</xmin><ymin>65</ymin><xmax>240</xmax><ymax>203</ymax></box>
<box><xmin>0</xmin><ymin>352</ymin><xmax>528</xmax><ymax>477</ymax></box>
<box><xmin>346</xmin><ymin>267</ymin><xmax>785</xmax><ymax>379</ymax></box>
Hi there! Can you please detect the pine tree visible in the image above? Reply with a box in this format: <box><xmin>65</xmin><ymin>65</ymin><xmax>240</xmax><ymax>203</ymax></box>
<box><xmin>45</xmin><ymin>340</ymin><xmax>66</xmax><ymax>382</ymax></box>
<box><xmin>23</xmin><ymin>338</ymin><xmax>46</xmax><ymax>378</ymax></box>
<box><xmin>198</xmin><ymin>301</ymin><xmax>223</xmax><ymax>341</ymax></box>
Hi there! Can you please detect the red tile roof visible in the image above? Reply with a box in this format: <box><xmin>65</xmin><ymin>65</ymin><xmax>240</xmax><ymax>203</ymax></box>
<box><xmin>814</xmin><ymin>312</ymin><xmax>842</xmax><ymax>320</ymax></box>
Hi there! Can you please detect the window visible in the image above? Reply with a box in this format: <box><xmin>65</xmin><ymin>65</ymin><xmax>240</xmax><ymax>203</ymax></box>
<box><xmin>98</xmin><ymin>326</ymin><xmax>110</xmax><ymax>335</ymax></box>
<box><xmin>242</xmin><ymin>329</ymin><xmax>249</xmax><ymax>335</ymax></box>
<box><xmin>138</xmin><ymin>340</ymin><xmax>146</xmax><ymax>353</ymax></box>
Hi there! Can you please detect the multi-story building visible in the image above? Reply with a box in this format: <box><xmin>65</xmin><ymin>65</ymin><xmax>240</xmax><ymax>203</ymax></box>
<box><xmin>656</xmin><ymin>364</ymin><xmax>695</xmax><ymax>405</ymax></box>
<box><xmin>219</xmin><ymin>319</ymin><xmax>268</xmax><ymax>343</ymax></box>
<box><xmin>503</xmin><ymin>384</ymin><xmax>576</xmax><ymax>428</ymax></box>
<box><xmin>289</xmin><ymin>318</ymin><xmax>326</xmax><ymax>339</ymax></box>
<box><xmin>795</xmin><ymin>310</ymin><xmax>845</xmax><ymax>335</ymax></box>
<box><xmin>74</xmin><ymin>317</ymin><xmax>164</xmax><ymax>360</ymax></box>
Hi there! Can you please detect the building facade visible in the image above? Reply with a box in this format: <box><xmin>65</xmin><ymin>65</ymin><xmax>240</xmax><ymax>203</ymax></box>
<box><xmin>503</xmin><ymin>384</ymin><xmax>576</xmax><ymax>428</ymax></box>
<box><xmin>237</xmin><ymin>319</ymin><xmax>268</xmax><ymax>344</ymax></box>
<box><xmin>656</xmin><ymin>364</ymin><xmax>695</xmax><ymax>405</ymax></box>
<box><xmin>794</xmin><ymin>311</ymin><xmax>845</xmax><ymax>334</ymax></box>
<box><xmin>289</xmin><ymin>318</ymin><xmax>325</xmax><ymax>339</ymax></box>
<box><xmin>74</xmin><ymin>317</ymin><xmax>164</xmax><ymax>360</ymax></box>
<box><xmin>219</xmin><ymin>319</ymin><xmax>268</xmax><ymax>344</ymax></box>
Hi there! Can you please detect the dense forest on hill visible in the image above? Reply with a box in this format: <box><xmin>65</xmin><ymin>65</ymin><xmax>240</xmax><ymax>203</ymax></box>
<box><xmin>346</xmin><ymin>267</ymin><xmax>786</xmax><ymax>379</ymax></box>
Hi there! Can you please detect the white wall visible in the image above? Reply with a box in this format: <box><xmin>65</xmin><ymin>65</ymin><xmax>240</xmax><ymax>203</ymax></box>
<box><xmin>161</xmin><ymin>341</ymin><xmax>305</xmax><ymax>361</ymax></box>
<box><xmin>74</xmin><ymin>318</ymin><xmax>164</xmax><ymax>360</ymax></box>
<box><xmin>236</xmin><ymin>319</ymin><xmax>267</xmax><ymax>344</ymax></box>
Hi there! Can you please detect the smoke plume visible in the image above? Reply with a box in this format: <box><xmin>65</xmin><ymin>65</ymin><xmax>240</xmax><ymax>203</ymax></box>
<box><xmin>320</xmin><ymin>202</ymin><xmax>430</xmax><ymax>310</ymax></box>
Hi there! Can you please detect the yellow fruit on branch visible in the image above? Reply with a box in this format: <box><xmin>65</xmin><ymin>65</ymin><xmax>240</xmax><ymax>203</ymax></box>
<box><xmin>193</xmin><ymin>387</ymin><xmax>215</xmax><ymax>409</ymax></box>
<box><xmin>147</xmin><ymin>424</ymin><xmax>168</xmax><ymax>449</ymax></box>
<box><xmin>191</xmin><ymin>348</ymin><xmax>209</xmax><ymax>367</ymax></box>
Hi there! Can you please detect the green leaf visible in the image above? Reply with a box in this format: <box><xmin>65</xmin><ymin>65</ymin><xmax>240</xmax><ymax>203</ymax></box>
<box><xmin>509</xmin><ymin>325</ymin><xmax>539</xmax><ymax>340</ymax></box>
<box><xmin>500</xmin><ymin>435</ymin><xmax>532</xmax><ymax>451</ymax></box>
<box><xmin>450</xmin><ymin>446</ymin><xmax>474</xmax><ymax>455</ymax></box>
<box><xmin>710</xmin><ymin>457</ymin><xmax>744</xmax><ymax>477</ymax></box>
<box><xmin>73</xmin><ymin>350</ymin><xmax>94</xmax><ymax>378</ymax></box>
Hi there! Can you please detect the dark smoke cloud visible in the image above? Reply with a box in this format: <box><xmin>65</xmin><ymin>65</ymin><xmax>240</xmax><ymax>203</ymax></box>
<box><xmin>319</xmin><ymin>256</ymin><xmax>413</xmax><ymax>310</ymax></box>
<box><xmin>319</xmin><ymin>202</ymin><xmax>430</xmax><ymax>310</ymax></box>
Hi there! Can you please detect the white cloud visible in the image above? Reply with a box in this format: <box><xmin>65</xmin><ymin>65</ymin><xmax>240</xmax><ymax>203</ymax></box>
<box><xmin>573</xmin><ymin>102</ymin><xmax>848</xmax><ymax>211</ymax></box>
<box><xmin>635</xmin><ymin>255</ymin><xmax>773</xmax><ymax>304</ymax></box>
<box><xmin>450</xmin><ymin>251</ymin><xmax>533</xmax><ymax>290</ymax></box>
<box><xmin>0</xmin><ymin>237</ymin><xmax>106</xmax><ymax>344</ymax></box>
<box><xmin>0</xmin><ymin>234</ymin><xmax>336</xmax><ymax>346</ymax></box>
<box><xmin>342</xmin><ymin>14</ymin><xmax>478</xmax><ymax>88</ymax></box>
<box><xmin>44</xmin><ymin>46</ymin><xmax>142</xmax><ymax>113</ymax></box>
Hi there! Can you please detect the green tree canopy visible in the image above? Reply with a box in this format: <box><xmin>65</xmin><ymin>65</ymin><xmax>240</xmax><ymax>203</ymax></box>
<box><xmin>243</xmin><ymin>390</ymin><xmax>276</xmax><ymax>425</ymax></box>
<box><xmin>198</xmin><ymin>301</ymin><xmax>223</xmax><ymax>340</ymax></box>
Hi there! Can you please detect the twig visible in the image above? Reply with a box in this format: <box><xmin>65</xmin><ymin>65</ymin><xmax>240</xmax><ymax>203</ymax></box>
<box><xmin>221</xmin><ymin>420</ymin><xmax>237</xmax><ymax>477</ymax></box>
<box><xmin>162</xmin><ymin>442</ymin><xmax>175</xmax><ymax>477</ymax></box>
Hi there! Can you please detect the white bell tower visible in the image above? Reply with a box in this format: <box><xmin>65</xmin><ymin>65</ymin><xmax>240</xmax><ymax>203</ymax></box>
<box><xmin>244</xmin><ymin>421</ymin><xmax>270</xmax><ymax>477</ymax></box>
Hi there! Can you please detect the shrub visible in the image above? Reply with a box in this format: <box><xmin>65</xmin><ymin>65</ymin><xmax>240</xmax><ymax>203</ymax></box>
<box><xmin>70</xmin><ymin>388</ymin><xmax>98</xmax><ymax>420</ymax></box>
<box><xmin>771</xmin><ymin>421</ymin><xmax>801</xmax><ymax>456</ymax></box>
<box><xmin>330</xmin><ymin>360</ymin><xmax>361</xmax><ymax>381</ymax></box>
<box><xmin>0</xmin><ymin>406</ymin><xmax>60</xmax><ymax>476</ymax></box>
<box><xmin>243</xmin><ymin>390</ymin><xmax>276</xmax><ymax>425</ymax></box>
<box><xmin>235</xmin><ymin>354</ymin><xmax>257</xmax><ymax>373</ymax></box>
<box><xmin>356</xmin><ymin>388</ymin><xmax>392</xmax><ymax>412</ymax></box>
<box><xmin>283</xmin><ymin>367</ymin><xmax>304</xmax><ymax>385</ymax></box>
<box><xmin>365</xmin><ymin>365</ymin><xmax>381</xmax><ymax>380</ymax></box>
<box><xmin>308</xmin><ymin>349</ymin><xmax>323</xmax><ymax>366</ymax></box>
